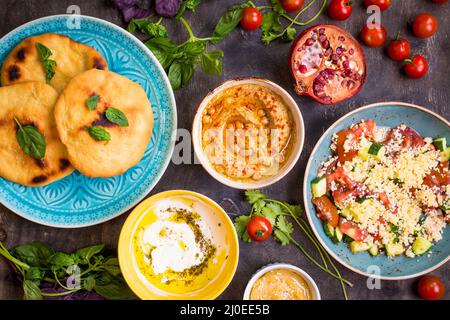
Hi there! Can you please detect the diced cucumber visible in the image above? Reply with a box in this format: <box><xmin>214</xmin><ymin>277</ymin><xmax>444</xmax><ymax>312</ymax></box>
<box><xmin>323</xmin><ymin>222</ymin><xmax>335</xmax><ymax>239</ymax></box>
<box><xmin>369</xmin><ymin>245</ymin><xmax>379</xmax><ymax>256</ymax></box>
<box><xmin>311</xmin><ymin>176</ymin><xmax>327</xmax><ymax>198</ymax></box>
<box><xmin>340</xmin><ymin>208</ymin><xmax>351</xmax><ymax>219</ymax></box>
<box><xmin>433</xmin><ymin>137</ymin><xmax>447</xmax><ymax>152</ymax></box>
<box><xmin>350</xmin><ymin>241</ymin><xmax>370</xmax><ymax>253</ymax></box>
<box><xmin>412</xmin><ymin>236</ymin><xmax>432</xmax><ymax>255</ymax></box>
<box><xmin>368</xmin><ymin>143</ymin><xmax>385</xmax><ymax>161</ymax></box>
<box><xmin>441</xmin><ymin>147</ymin><xmax>450</xmax><ymax>162</ymax></box>
<box><xmin>358</xmin><ymin>147</ymin><xmax>370</xmax><ymax>160</ymax></box>
<box><xmin>333</xmin><ymin>227</ymin><xmax>344</xmax><ymax>243</ymax></box>
<box><xmin>385</xmin><ymin>242</ymin><xmax>404</xmax><ymax>257</ymax></box>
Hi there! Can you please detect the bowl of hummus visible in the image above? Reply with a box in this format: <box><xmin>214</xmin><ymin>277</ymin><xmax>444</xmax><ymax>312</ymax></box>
<box><xmin>118</xmin><ymin>190</ymin><xmax>239</xmax><ymax>299</ymax></box>
<box><xmin>243</xmin><ymin>263</ymin><xmax>321</xmax><ymax>300</ymax></box>
<box><xmin>193</xmin><ymin>78</ymin><xmax>305</xmax><ymax>189</ymax></box>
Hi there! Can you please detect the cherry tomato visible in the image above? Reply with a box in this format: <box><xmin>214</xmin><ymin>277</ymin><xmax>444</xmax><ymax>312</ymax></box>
<box><xmin>404</xmin><ymin>55</ymin><xmax>428</xmax><ymax>79</ymax></box>
<box><xmin>281</xmin><ymin>0</ymin><xmax>305</xmax><ymax>12</ymax></box>
<box><xmin>424</xmin><ymin>162</ymin><xmax>450</xmax><ymax>187</ymax></box>
<box><xmin>412</xmin><ymin>13</ymin><xmax>438</xmax><ymax>38</ymax></box>
<box><xmin>364</xmin><ymin>0</ymin><xmax>391</xmax><ymax>11</ymax></box>
<box><xmin>312</xmin><ymin>196</ymin><xmax>339</xmax><ymax>227</ymax></box>
<box><xmin>386</xmin><ymin>37</ymin><xmax>411</xmax><ymax>61</ymax></box>
<box><xmin>328</xmin><ymin>0</ymin><xmax>353</xmax><ymax>21</ymax></box>
<box><xmin>246</xmin><ymin>216</ymin><xmax>272</xmax><ymax>241</ymax></box>
<box><xmin>431</xmin><ymin>0</ymin><xmax>448</xmax><ymax>3</ymax></box>
<box><xmin>417</xmin><ymin>275</ymin><xmax>446</xmax><ymax>300</ymax></box>
<box><xmin>360</xmin><ymin>24</ymin><xmax>387</xmax><ymax>47</ymax></box>
<box><xmin>240</xmin><ymin>7</ymin><xmax>263</xmax><ymax>31</ymax></box>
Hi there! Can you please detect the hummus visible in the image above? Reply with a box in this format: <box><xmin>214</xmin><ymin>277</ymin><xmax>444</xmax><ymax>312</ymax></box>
<box><xmin>250</xmin><ymin>269</ymin><xmax>312</xmax><ymax>300</ymax></box>
<box><xmin>201</xmin><ymin>84</ymin><xmax>295</xmax><ymax>182</ymax></box>
<box><xmin>133</xmin><ymin>196</ymin><xmax>228</xmax><ymax>295</ymax></box>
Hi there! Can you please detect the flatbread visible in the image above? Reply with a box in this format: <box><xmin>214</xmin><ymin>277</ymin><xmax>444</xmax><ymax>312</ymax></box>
<box><xmin>0</xmin><ymin>82</ymin><xmax>74</xmax><ymax>186</ymax></box>
<box><xmin>54</xmin><ymin>69</ymin><xmax>154</xmax><ymax>178</ymax></box>
<box><xmin>1</xmin><ymin>33</ymin><xmax>108</xmax><ymax>93</ymax></box>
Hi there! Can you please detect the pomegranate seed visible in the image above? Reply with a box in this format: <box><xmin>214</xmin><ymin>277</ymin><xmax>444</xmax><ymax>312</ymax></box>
<box><xmin>331</xmin><ymin>54</ymin><xmax>339</xmax><ymax>62</ymax></box>
<box><xmin>336</xmin><ymin>46</ymin><xmax>344</xmax><ymax>55</ymax></box>
<box><xmin>325</xmin><ymin>48</ymin><xmax>332</xmax><ymax>56</ymax></box>
<box><xmin>338</xmin><ymin>36</ymin><xmax>346</xmax><ymax>42</ymax></box>
<box><xmin>343</xmin><ymin>61</ymin><xmax>350</xmax><ymax>69</ymax></box>
<box><xmin>322</xmin><ymin>39</ymin><xmax>330</xmax><ymax>49</ymax></box>
<box><xmin>319</xmin><ymin>28</ymin><xmax>326</xmax><ymax>35</ymax></box>
<box><xmin>299</xmin><ymin>64</ymin><xmax>308</xmax><ymax>73</ymax></box>
<box><xmin>319</xmin><ymin>34</ymin><xmax>327</xmax><ymax>43</ymax></box>
<box><xmin>305</xmin><ymin>38</ymin><xmax>314</xmax><ymax>46</ymax></box>
<box><xmin>348</xmin><ymin>48</ymin><xmax>354</xmax><ymax>55</ymax></box>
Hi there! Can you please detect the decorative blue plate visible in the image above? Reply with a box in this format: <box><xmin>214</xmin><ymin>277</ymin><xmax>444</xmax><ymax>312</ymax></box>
<box><xmin>0</xmin><ymin>15</ymin><xmax>177</xmax><ymax>228</ymax></box>
<box><xmin>304</xmin><ymin>102</ymin><xmax>449</xmax><ymax>279</ymax></box>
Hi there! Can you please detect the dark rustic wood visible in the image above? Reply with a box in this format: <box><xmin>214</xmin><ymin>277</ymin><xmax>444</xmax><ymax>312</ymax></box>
<box><xmin>0</xmin><ymin>0</ymin><xmax>448</xmax><ymax>300</ymax></box>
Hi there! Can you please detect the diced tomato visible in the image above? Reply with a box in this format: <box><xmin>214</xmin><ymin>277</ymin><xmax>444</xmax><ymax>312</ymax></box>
<box><xmin>378</xmin><ymin>192</ymin><xmax>391</xmax><ymax>210</ymax></box>
<box><xmin>332</xmin><ymin>189</ymin><xmax>353</xmax><ymax>204</ymax></box>
<box><xmin>312</xmin><ymin>196</ymin><xmax>339</xmax><ymax>227</ymax></box>
<box><xmin>335</xmin><ymin>130</ymin><xmax>358</xmax><ymax>163</ymax></box>
<box><xmin>424</xmin><ymin>162</ymin><xmax>450</xmax><ymax>187</ymax></box>
<box><xmin>385</xmin><ymin>126</ymin><xmax>424</xmax><ymax>149</ymax></box>
<box><xmin>352</xmin><ymin>119</ymin><xmax>375</xmax><ymax>138</ymax></box>
<box><xmin>327</xmin><ymin>167</ymin><xmax>356</xmax><ymax>189</ymax></box>
<box><xmin>339</xmin><ymin>220</ymin><xmax>367</xmax><ymax>241</ymax></box>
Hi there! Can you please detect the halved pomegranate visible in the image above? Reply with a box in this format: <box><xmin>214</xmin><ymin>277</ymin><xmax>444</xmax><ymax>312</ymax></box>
<box><xmin>290</xmin><ymin>24</ymin><xmax>366</xmax><ymax>105</ymax></box>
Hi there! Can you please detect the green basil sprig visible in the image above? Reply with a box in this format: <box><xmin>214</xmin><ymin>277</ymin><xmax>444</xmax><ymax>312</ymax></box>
<box><xmin>105</xmin><ymin>107</ymin><xmax>129</xmax><ymax>127</ymax></box>
<box><xmin>14</xmin><ymin>117</ymin><xmax>46</xmax><ymax>160</ymax></box>
<box><xmin>86</xmin><ymin>95</ymin><xmax>100</xmax><ymax>111</ymax></box>
<box><xmin>35</xmin><ymin>43</ymin><xmax>57</xmax><ymax>83</ymax></box>
<box><xmin>84</xmin><ymin>126</ymin><xmax>111</xmax><ymax>142</ymax></box>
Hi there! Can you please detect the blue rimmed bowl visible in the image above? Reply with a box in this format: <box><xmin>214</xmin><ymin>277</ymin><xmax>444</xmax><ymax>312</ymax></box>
<box><xmin>0</xmin><ymin>15</ymin><xmax>177</xmax><ymax>228</ymax></box>
<box><xmin>303</xmin><ymin>102</ymin><xmax>450</xmax><ymax>279</ymax></box>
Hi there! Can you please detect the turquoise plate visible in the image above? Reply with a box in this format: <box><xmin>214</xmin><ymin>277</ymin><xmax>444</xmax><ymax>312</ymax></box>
<box><xmin>0</xmin><ymin>15</ymin><xmax>177</xmax><ymax>228</ymax></box>
<box><xmin>304</xmin><ymin>102</ymin><xmax>449</xmax><ymax>279</ymax></box>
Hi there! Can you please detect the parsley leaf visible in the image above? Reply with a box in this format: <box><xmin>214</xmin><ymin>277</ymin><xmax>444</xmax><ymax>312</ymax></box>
<box><xmin>234</xmin><ymin>214</ymin><xmax>252</xmax><ymax>242</ymax></box>
<box><xmin>245</xmin><ymin>190</ymin><xmax>267</xmax><ymax>204</ymax></box>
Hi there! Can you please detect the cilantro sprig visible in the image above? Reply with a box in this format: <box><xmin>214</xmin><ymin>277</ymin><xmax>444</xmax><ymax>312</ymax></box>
<box><xmin>235</xmin><ymin>190</ymin><xmax>353</xmax><ymax>299</ymax></box>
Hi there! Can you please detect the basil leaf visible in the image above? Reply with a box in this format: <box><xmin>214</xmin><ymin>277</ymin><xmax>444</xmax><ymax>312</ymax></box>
<box><xmin>25</xmin><ymin>267</ymin><xmax>43</xmax><ymax>285</ymax></box>
<box><xmin>94</xmin><ymin>272</ymin><xmax>133</xmax><ymax>300</ymax></box>
<box><xmin>127</xmin><ymin>18</ymin><xmax>167</xmax><ymax>38</ymax></box>
<box><xmin>176</xmin><ymin>0</ymin><xmax>202</xmax><ymax>18</ymax></box>
<box><xmin>86</xmin><ymin>95</ymin><xmax>100</xmax><ymax>111</ymax></box>
<box><xmin>83</xmin><ymin>276</ymin><xmax>96</xmax><ymax>292</ymax></box>
<box><xmin>105</xmin><ymin>107</ymin><xmax>129</xmax><ymax>127</ymax></box>
<box><xmin>15</xmin><ymin>118</ymin><xmax>46</xmax><ymax>160</ymax></box>
<box><xmin>211</xmin><ymin>2</ymin><xmax>251</xmax><ymax>44</ymax></box>
<box><xmin>47</xmin><ymin>252</ymin><xmax>75</xmax><ymax>267</ymax></box>
<box><xmin>181</xmin><ymin>62</ymin><xmax>195</xmax><ymax>86</ymax></box>
<box><xmin>35</xmin><ymin>43</ymin><xmax>51</xmax><ymax>60</ymax></box>
<box><xmin>103</xmin><ymin>257</ymin><xmax>121</xmax><ymax>276</ymax></box>
<box><xmin>145</xmin><ymin>37</ymin><xmax>178</xmax><ymax>69</ymax></box>
<box><xmin>23</xmin><ymin>280</ymin><xmax>42</xmax><ymax>300</ymax></box>
<box><xmin>85</xmin><ymin>126</ymin><xmax>111</xmax><ymax>142</ymax></box>
<box><xmin>76</xmin><ymin>244</ymin><xmax>104</xmax><ymax>263</ymax></box>
<box><xmin>168</xmin><ymin>61</ymin><xmax>183</xmax><ymax>90</ymax></box>
<box><xmin>183</xmin><ymin>41</ymin><xmax>207</xmax><ymax>57</ymax></box>
<box><xmin>13</xmin><ymin>241</ymin><xmax>54</xmax><ymax>268</ymax></box>
<box><xmin>200</xmin><ymin>50</ymin><xmax>224</xmax><ymax>76</ymax></box>
<box><xmin>35</xmin><ymin>43</ymin><xmax>56</xmax><ymax>82</ymax></box>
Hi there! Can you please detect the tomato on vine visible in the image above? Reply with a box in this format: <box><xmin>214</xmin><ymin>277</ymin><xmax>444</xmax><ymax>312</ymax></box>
<box><xmin>241</xmin><ymin>7</ymin><xmax>263</xmax><ymax>31</ymax></box>
<box><xmin>328</xmin><ymin>0</ymin><xmax>353</xmax><ymax>21</ymax></box>
<box><xmin>281</xmin><ymin>0</ymin><xmax>305</xmax><ymax>12</ymax></box>
<box><xmin>404</xmin><ymin>55</ymin><xmax>429</xmax><ymax>79</ymax></box>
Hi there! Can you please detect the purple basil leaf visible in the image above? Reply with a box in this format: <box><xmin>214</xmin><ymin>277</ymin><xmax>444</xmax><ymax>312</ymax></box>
<box><xmin>155</xmin><ymin>0</ymin><xmax>182</xmax><ymax>18</ymax></box>
<box><xmin>110</xmin><ymin>0</ymin><xmax>140</xmax><ymax>10</ymax></box>
<box><xmin>122</xmin><ymin>6</ymin><xmax>151</xmax><ymax>22</ymax></box>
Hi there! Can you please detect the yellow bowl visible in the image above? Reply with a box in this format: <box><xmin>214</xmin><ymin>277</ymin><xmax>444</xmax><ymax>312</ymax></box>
<box><xmin>118</xmin><ymin>190</ymin><xmax>239</xmax><ymax>300</ymax></box>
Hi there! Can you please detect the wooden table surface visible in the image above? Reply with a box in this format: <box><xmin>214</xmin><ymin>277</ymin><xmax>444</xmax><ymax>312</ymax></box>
<box><xmin>0</xmin><ymin>0</ymin><xmax>449</xmax><ymax>300</ymax></box>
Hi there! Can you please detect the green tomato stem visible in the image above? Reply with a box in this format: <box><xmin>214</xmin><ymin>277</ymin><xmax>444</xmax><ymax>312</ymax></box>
<box><xmin>282</xmin><ymin>0</ymin><xmax>328</xmax><ymax>27</ymax></box>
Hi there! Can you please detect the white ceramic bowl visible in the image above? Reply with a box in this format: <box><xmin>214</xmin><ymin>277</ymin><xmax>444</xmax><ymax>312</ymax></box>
<box><xmin>192</xmin><ymin>78</ymin><xmax>305</xmax><ymax>189</ymax></box>
<box><xmin>243</xmin><ymin>263</ymin><xmax>321</xmax><ymax>300</ymax></box>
